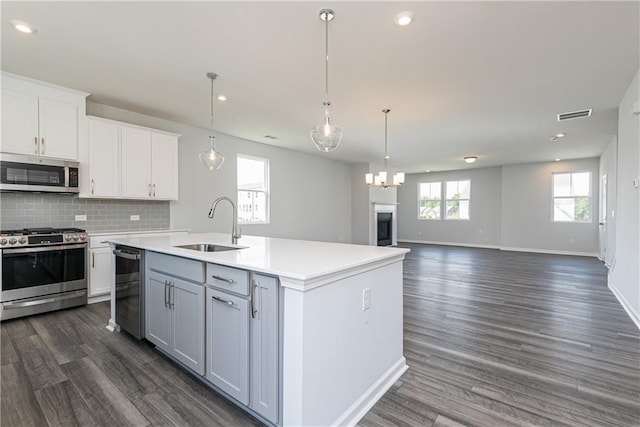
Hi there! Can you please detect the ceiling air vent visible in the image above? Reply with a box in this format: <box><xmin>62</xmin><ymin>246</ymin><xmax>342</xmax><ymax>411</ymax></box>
<box><xmin>557</xmin><ymin>109</ymin><xmax>592</xmax><ymax>121</ymax></box>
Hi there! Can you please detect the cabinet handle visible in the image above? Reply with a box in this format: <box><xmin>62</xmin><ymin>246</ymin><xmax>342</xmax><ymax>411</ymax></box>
<box><xmin>148</xmin><ymin>183</ymin><xmax>152</xmax><ymax>197</ymax></box>
<box><xmin>250</xmin><ymin>279</ymin><xmax>257</xmax><ymax>318</ymax></box>
<box><xmin>153</xmin><ymin>184</ymin><xmax>156</xmax><ymax>197</ymax></box>
<box><xmin>34</xmin><ymin>137</ymin><xmax>38</xmax><ymax>154</ymax></box>
<box><xmin>211</xmin><ymin>275</ymin><xmax>234</xmax><ymax>284</ymax></box>
<box><xmin>211</xmin><ymin>295</ymin><xmax>234</xmax><ymax>306</ymax></box>
<box><xmin>41</xmin><ymin>138</ymin><xmax>45</xmax><ymax>155</ymax></box>
<box><xmin>169</xmin><ymin>282</ymin><xmax>175</xmax><ymax>309</ymax></box>
<box><xmin>92</xmin><ymin>252</ymin><xmax>95</xmax><ymax>268</ymax></box>
<box><xmin>91</xmin><ymin>178</ymin><xmax>95</xmax><ymax>195</ymax></box>
<box><xmin>164</xmin><ymin>280</ymin><xmax>169</xmax><ymax>308</ymax></box>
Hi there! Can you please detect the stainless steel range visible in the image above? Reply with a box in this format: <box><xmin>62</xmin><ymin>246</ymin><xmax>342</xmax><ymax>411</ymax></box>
<box><xmin>1</xmin><ymin>227</ymin><xmax>88</xmax><ymax>321</ymax></box>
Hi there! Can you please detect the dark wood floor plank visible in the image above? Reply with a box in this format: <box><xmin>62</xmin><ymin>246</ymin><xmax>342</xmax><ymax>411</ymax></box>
<box><xmin>34</xmin><ymin>380</ymin><xmax>99</xmax><ymax>427</ymax></box>
<box><xmin>28</xmin><ymin>311</ymin><xmax>89</xmax><ymax>365</ymax></box>
<box><xmin>11</xmin><ymin>334</ymin><xmax>68</xmax><ymax>390</ymax></box>
<box><xmin>0</xmin><ymin>323</ymin><xmax>19</xmax><ymax>365</ymax></box>
<box><xmin>61</xmin><ymin>356</ymin><xmax>150</xmax><ymax>426</ymax></box>
<box><xmin>0</xmin><ymin>362</ymin><xmax>47</xmax><ymax>427</ymax></box>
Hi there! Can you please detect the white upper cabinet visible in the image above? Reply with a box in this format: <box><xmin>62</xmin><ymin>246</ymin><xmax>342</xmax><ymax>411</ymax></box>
<box><xmin>83</xmin><ymin>116</ymin><xmax>179</xmax><ymax>200</ymax></box>
<box><xmin>1</xmin><ymin>72</ymin><xmax>88</xmax><ymax>160</ymax></box>
<box><xmin>121</xmin><ymin>126</ymin><xmax>153</xmax><ymax>198</ymax></box>
<box><xmin>151</xmin><ymin>133</ymin><xmax>179</xmax><ymax>199</ymax></box>
<box><xmin>87</xmin><ymin>118</ymin><xmax>120</xmax><ymax>197</ymax></box>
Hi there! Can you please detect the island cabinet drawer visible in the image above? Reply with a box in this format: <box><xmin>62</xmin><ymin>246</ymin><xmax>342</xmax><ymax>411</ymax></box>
<box><xmin>147</xmin><ymin>252</ymin><xmax>204</xmax><ymax>283</ymax></box>
<box><xmin>206</xmin><ymin>263</ymin><xmax>249</xmax><ymax>295</ymax></box>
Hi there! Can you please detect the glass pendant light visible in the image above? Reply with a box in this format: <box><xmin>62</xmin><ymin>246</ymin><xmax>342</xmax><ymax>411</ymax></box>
<box><xmin>199</xmin><ymin>72</ymin><xmax>225</xmax><ymax>171</ymax></box>
<box><xmin>365</xmin><ymin>109</ymin><xmax>405</xmax><ymax>188</ymax></box>
<box><xmin>310</xmin><ymin>9</ymin><xmax>343</xmax><ymax>152</ymax></box>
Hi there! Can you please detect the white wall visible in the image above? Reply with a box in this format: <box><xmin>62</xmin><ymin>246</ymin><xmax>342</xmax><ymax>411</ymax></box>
<box><xmin>87</xmin><ymin>102</ymin><xmax>352</xmax><ymax>243</ymax></box>
<box><xmin>501</xmin><ymin>158</ymin><xmax>600</xmax><ymax>254</ymax></box>
<box><xmin>351</xmin><ymin>163</ymin><xmax>371</xmax><ymax>245</ymax></box>
<box><xmin>397</xmin><ymin>167</ymin><xmax>502</xmax><ymax>247</ymax></box>
<box><xmin>609</xmin><ymin>70</ymin><xmax>640</xmax><ymax>327</ymax></box>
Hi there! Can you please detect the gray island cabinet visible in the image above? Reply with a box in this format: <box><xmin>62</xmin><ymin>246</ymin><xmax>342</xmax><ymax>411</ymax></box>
<box><xmin>108</xmin><ymin>232</ymin><xmax>408</xmax><ymax>427</ymax></box>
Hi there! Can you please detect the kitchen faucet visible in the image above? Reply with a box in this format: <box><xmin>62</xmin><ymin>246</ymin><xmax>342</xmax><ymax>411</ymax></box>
<box><xmin>208</xmin><ymin>196</ymin><xmax>241</xmax><ymax>244</ymax></box>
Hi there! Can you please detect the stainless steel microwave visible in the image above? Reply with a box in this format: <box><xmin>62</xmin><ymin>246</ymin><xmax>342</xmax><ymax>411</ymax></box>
<box><xmin>0</xmin><ymin>153</ymin><xmax>79</xmax><ymax>193</ymax></box>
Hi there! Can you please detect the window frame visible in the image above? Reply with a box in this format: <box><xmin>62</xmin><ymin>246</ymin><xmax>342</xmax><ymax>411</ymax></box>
<box><xmin>237</xmin><ymin>154</ymin><xmax>270</xmax><ymax>225</ymax></box>
<box><xmin>552</xmin><ymin>171</ymin><xmax>591</xmax><ymax>223</ymax></box>
<box><xmin>444</xmin><ymin>179</ymin><xmax>471</xmax><ymax>221</ymax></box>
<box><xmin>417</xmin><ymin>181</ymin><xmax>442</xmax><ymax>220</ymax></box>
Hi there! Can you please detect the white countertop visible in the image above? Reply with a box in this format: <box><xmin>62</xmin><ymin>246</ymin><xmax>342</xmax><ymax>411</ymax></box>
<box><xmin>107</xmin><ymin>232</ymin><xmax>409</xmax><ymax>282</ymax></box>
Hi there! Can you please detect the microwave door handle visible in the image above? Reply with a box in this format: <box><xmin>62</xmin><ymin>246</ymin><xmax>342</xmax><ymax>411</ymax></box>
<box><xmin>3</xmin><ymin>243</ymin><xmax>87</xmax><ymax>254</ymax></box>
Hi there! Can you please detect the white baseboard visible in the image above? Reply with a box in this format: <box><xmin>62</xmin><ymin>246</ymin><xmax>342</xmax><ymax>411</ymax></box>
<box><xmin>398</xmin><ymin>239</ymin><xmax>500</xmax><ymax>250</ymax></box>
<box><xmin>331</xmin><ymin>357</ymin><xmax>408</xmax><ymax>427</ymax></box>
<box><xmin>398</xmin><ymin>239</ymin><xmax>598</xmax><ymax>257</ymax></box>
<box><xmin>499</xmin><ymin>246</ymin><xmax>598</xmax><ymax>257</ymax></box>
<box><xmin>609</xmin><ymin>282</ymin><xmax>640</xmax><ymax>331</ymax></box>
<box><xmin>88</xmin><ymin>294</ymin><xmax>110</xmax><ymax>304</ymax></box>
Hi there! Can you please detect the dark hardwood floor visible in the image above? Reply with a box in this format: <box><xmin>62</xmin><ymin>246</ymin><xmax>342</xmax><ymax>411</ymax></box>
<box><xmin>360</xmin><ymin>244</ymin><xmax>640</xmax><ymax>427</ymax></box>
<box><xmin>2</xmin><ymin>244</ymin><xmax>639</xmax><ymax>426</ymax></box>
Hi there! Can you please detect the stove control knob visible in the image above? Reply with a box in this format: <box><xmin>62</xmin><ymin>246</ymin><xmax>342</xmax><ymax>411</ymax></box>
<box><xmin>0</xmin><ymin>238</ymin><xmax>7</xmax><ymax>245</ymax></box>
<box><xmin>80</xmin><ymin>235</ymin><xmax>87</xmax><ymax>241</ymax></box>
<box><xmin>9</xmin><ymin>238</ymin><xmax>17</xmax><ymax>245</ymax></box>
<box><xmin>72</xmin><ymin>235</ymin><xmax>79</xmax><ymax>241</ymax></box>
<box><xmin>18</xmin><ymin>237</ymin><xmax>27</xmax><ymax>244</ymax></box>
<box><xmin>65</xmin><ymin>235</ymin><xmax>72</xmax><ymax>242</ymax></box>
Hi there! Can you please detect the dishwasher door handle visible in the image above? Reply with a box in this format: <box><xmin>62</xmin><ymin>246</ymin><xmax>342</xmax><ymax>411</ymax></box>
<box><xmin>113</xmin><ymin>249</ymin><xmax>140</xmax><ymax>261</ymax></box>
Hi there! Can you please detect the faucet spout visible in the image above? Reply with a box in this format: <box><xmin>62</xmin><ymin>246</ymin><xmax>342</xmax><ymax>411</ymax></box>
<box><xmin>208</xmin><ymin>196</ymin><xmax>241</xmax><ymax>244</ymax></box>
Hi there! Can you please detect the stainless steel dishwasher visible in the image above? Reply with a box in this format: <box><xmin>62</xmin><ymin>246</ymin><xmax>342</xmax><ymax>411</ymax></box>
<box><xmin>114</xmin><ymin>245</ymin><xmax>144</xmax><ymax>339</ymax></box>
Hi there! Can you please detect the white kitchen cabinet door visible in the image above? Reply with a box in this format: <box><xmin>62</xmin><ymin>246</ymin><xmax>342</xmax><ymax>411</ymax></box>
<box><xmin>121</xmin><ymin>126</ymin><xmax>152</xmax><ymax>198</ymax></box>
<box><xmin>146</xmin><ymin>271</ymin><xmax>172</xmax><ymax>354</ymax></box>
<box><xmin>88</xmin><ymin>119</ymin><xmax>120</xmax><ymax>197</ymax></box>
<box><xmin>89</xmin><ymin>247</ymin><xmax>112</xmax><ymax>297</ymax></box>
<box><xmin>172</xmin><ymin>278</ymin><xmax>205</xmax><ymax>375</ymax></box>
<box><xmin>1</xmin><ymin>89</ymin><xmax>39</xmax><ymax>155</ymax></box>
<box><xmin>38</xmin><ymin>96</ymin><xmax>78</xmax><ymax>159</ymax></box>
<box><xmin>151</xmin><ymin>133</ymin><xmax>178</xmax><ymax>200</ymax></box>
<box><xmin>250</xmin><ymin>274</ymin><xmax>279</xmax><ymax>423</ymax></box>
<box><xmin>206</xmin><ymin>286</ymin><xmax>250</xmax><ymax>405</ymax></box>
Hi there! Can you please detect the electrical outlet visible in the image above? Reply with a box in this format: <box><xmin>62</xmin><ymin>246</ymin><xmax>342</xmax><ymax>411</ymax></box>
<box><xmin>75</xmin><ymin>214</ymin><xmax>87</xmax><ymax>221</ymax></box>
<box><xmin>362</xmin><ymin>288</ymin><xmax>371</xmax><ymax>311</ymax></box>
<box><xmin>130</xmin><ymin>215</ymin><xmax>140</xmax><ymax>221</ymax></box>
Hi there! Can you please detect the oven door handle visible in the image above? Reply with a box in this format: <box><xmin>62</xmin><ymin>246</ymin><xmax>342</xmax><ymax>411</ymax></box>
<box><xmin>2</xmin><ymin>290</ymin><xmax>86</xmax><ymax>309</ymax></box>
<box><xmin>2</xmin><ymin>243</ymin><xmax>87</xmax><ymax>254</ymax></box>
<box><xmin>113</xmin><ymin>249</ymin><xmax>140</xmax><ymax>261</ymax></box>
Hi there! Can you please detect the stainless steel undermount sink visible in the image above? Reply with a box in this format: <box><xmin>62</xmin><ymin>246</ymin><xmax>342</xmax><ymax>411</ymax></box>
<box><xmin>174</xmin><ymin>243</ymin><xmax>246</xmax><ymax>252</ymax></box>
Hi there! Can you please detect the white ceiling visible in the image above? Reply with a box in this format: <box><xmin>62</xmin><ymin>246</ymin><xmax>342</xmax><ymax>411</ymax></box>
<box><xmin>2</xmin><ymin>1</ymin><xmax>638</xmax><ymax>173</ymax></box>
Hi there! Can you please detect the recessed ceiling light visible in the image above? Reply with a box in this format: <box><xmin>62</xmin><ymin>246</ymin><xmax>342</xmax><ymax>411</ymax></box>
<box><xmin>550</xmin><ymin>133</ymin><xmax>566</xmax><ymax>142</ymax></box>
<box><xmin>10</xmin><ymin>20</ymin><xmax>37</xmax><ymax>34</ymax></box>
<box><xmin>217</xmin><ymin>95</ymin><xmax>227</xmax><ymax>102</ymax></box>
<box><xmin>463</xmin><ymin>156</ymin><xmax>477</xmax><ymax>164</ymax></box>
<box><xmin>394</xmin><ymin>11</ymin><xmax>414</xmax><ymax>26</ymax></box>
<box><xmin>555</xmin><ymin>158</ymin><xmax>561</xmax><ymax>162</ymax></box>
<box><xmin>425</xmin><ymin>169</ymin><xmax>432</xmax><ymax>173</ymax></box>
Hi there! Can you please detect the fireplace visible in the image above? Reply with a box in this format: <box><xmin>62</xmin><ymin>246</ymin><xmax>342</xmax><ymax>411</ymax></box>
<box><xmin>370</xmin><ymin>203</ymin><xmax>398</xmax><ymax>246</ymax></box>
<box><xmin>377</xmin><ymin>212</ymin><xmax>393</xmax><ymax>246</ymax></box>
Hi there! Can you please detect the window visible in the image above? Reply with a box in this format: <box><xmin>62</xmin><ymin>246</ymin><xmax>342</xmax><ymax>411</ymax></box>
<box><xmin>237</xmin><ymin>155</ymin><xmax>269</xmax><ymax>224</ymax></box>
<box><xmin>553</xmin><ymin>172</ymin><xmax>590</xmax><ymax>222</ymax></box>
<box><xmin>418</xmin><ymin>182</ymin><xmax>441</xmax><ymax>219</ymax></box>
<box><xmin>445</xmin><ymin>180</ymin><xmax>470</xmax><ymax>220</ymax></box>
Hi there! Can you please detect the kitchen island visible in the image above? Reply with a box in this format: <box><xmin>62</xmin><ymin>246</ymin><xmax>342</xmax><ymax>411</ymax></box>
<box><xmin>107</xmin><ymin>232</ymin><xmax>409</xmax><ymax>427</ymax></box>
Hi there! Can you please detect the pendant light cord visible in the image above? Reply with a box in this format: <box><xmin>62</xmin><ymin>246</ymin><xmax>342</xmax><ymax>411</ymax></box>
<box><xmin>384</xmin><ymin>109</ymin><xmax>389</xmax><ymax>170</ymax></box>
<box><xmin>324</xmin><ymin>14</ymin><xmax>329</xmax><ymax>105</ymax></box>
<box><xmin>210</xmin><ymin>75</ymin><xmax>214</xmax><ymax>130</ymax></box>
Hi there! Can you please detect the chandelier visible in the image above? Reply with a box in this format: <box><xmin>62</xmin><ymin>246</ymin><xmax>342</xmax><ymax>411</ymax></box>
<box><xmin>365</xmin><ymin>109</ymin><xmax>405</xmax><ymax>188</ymax></box>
